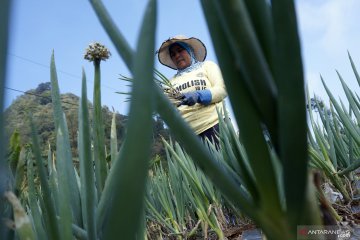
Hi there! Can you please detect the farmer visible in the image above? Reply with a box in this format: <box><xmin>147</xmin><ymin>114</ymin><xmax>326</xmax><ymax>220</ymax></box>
<box><xmin>157</xmin><ymin>35</ymin><xmax>227</xmax><ymax>145</ymax></box>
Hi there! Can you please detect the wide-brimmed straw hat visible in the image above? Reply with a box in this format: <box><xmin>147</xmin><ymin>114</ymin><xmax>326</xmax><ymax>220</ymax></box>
<box><xmin>157</xmin><ymin>35</ymin><xmax>207</xmax><ymax>69</ymax></box>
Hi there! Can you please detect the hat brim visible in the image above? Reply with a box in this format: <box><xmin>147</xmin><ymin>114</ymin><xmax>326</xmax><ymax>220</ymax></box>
<box><xmin>157</xmin><ymin>37</ymin><xmax>207</xmax><ymax>70</ymax></box>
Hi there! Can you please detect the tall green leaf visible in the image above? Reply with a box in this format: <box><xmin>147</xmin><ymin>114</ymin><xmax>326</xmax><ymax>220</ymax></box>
<box><xmin>212</xmin><ymin>0</ymin><xmax>278</xmax><ymax>145</ymax></box>
<box><xmin>272</xmin><ymin>0</ymin><xmax>308</xmax><ymax>229</ymax></box>
<box><xmin>13</xmin><ymin>147</ymin><xmax>26</xmax><ymax>196</ymax></box>
<box><xmin>0</xmin><ymin>1</ymin><xmax>12</xmax><ymax>239</ymax></box>
<box><xmin>243</xmin><ymin>0</ymin><xmax>275</xmax><ymax>72</ymax></box>
<box><xmin>79</xmin><ymin>69</ymin><xmax>97</xmax><ymax>240</ymax></box>
<box><xmin>50</xmin><ymin>53</ymin><xmax>82</xmax><ymax>225</ymax></box>
<box><xmin>337</xmin><ymin>71</ymin><xmax>360</xmax><ymax>123</ymax></box>
<box><xmin>26</xmin><ymin>151</ymin><xmax>47</xmax><ymax>240</ymax></box>
<box><xmin>322</xmin><ymin>77</ymin><xmax>360</xmax><ymax>145</ymax></box>
<box><xmin>102</xmin><ymin>0</ymin><xmax>156</xmax><ymax>238</ymax></box>
<box><xmin>30</xmin><ymin>116</ymin><xmax>60</xmax><ymax>240</ymax></box>
<box><xmin>110</xmin><ymin>111</ymin><xmax>118</xmax><ymax>167</ymax></box>
<box><xmin>201</xmin><ymin>0</ymin><xmax>282</xmax><ymax>219</ymax></box>
<box><xmin>92</xmin><ymin>59</ymin><xmax>108</xmax><ymax>195</ymax></box>
<box><xmin>348</xmin><ymin>51</ymin><xmax>360</xmax><ymax>87</ymax></box>
<box><xmin>55</xmin><ymin>126</ymin><xmax>73</xmax><ymax>240</ymax></box>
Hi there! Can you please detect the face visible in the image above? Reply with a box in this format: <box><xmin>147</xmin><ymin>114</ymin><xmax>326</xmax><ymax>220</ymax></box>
<box><xmin>169</xmin><ymin>44</ymin><xmax>192</xmax><ymax>70</ymax></box>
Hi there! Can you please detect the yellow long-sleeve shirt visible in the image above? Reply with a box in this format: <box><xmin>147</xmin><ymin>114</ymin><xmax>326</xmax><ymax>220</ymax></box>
<box><xmin>169</xmin><ymin>61</ymin><xmax>227</xmax><ymax>134</ymax></box>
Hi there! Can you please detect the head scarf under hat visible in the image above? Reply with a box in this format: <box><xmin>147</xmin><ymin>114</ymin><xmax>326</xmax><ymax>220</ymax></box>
<box><xmin>168</xmin><ymin>42</ymin><xmax>203</xmax><ymax>76</ymax></box>
<box><xmin>157</xmin><ymin>35</ymin><xmax>207</xmax><ymax>70</ymax></box>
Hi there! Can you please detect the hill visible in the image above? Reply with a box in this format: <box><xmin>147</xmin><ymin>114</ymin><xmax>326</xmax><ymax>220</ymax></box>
<box><xmin>4</xmin><ymin>82</ymin><xmax>168</xmax><ymax>158</ymax></box>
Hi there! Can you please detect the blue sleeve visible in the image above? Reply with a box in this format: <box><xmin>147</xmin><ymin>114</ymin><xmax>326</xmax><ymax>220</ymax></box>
<box><xmin>197</xmin><ymin>90</ymin><xmax>212</xmax><ymax>105</ymax></box>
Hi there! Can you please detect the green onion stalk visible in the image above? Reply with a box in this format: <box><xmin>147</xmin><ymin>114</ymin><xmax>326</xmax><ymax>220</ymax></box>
<box><xmin>84</xmin><ymin>42</ymin><xmax>111</xmax><ymax>195</ymax></box>
<box><xmin>0</xmin><ymin>1</ymin><xmax>13</xmax><ymax>238</ymax></box>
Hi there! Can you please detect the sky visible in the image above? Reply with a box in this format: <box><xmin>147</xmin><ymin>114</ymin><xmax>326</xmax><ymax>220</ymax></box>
<box><xmin>5</xmin><ymin>0</ymin><xmax>360</xmax><ymax>116</ymax></box>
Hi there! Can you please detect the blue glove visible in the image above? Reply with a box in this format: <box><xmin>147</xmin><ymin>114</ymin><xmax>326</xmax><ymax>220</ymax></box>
<box><xmin>180</xmin><ymin>90</ymin><xmax>212</xmax><ymax>106</ymax></box>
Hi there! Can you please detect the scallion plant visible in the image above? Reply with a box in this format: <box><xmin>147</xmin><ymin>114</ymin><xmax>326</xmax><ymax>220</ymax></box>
<box><xmin>307</xmin><ymin>53</ymin><xmax>360</xmax><ymax>203</ymax></box>
<box><xmin>3</xmin><ymin>0</ymin><xmax>349</xmax><ymax>239</ymax></box>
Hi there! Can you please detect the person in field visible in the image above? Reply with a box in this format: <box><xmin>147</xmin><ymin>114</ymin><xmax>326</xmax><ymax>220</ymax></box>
<box><xmin>157</xmin><ymin>35</ymin><xmax>227</xmax><ymax>146</ymax></box>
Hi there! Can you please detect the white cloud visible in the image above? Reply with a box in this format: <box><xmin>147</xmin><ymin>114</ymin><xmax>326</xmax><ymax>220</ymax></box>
<box><xmin>295</xmin><ymin>0</ymin><xmax>360</xmax><ymax>104</ymax></box>
<box><xmin>296</xmin><ymin>0</ymin><xmax>360</xmax><ymax>57</ymax></box>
